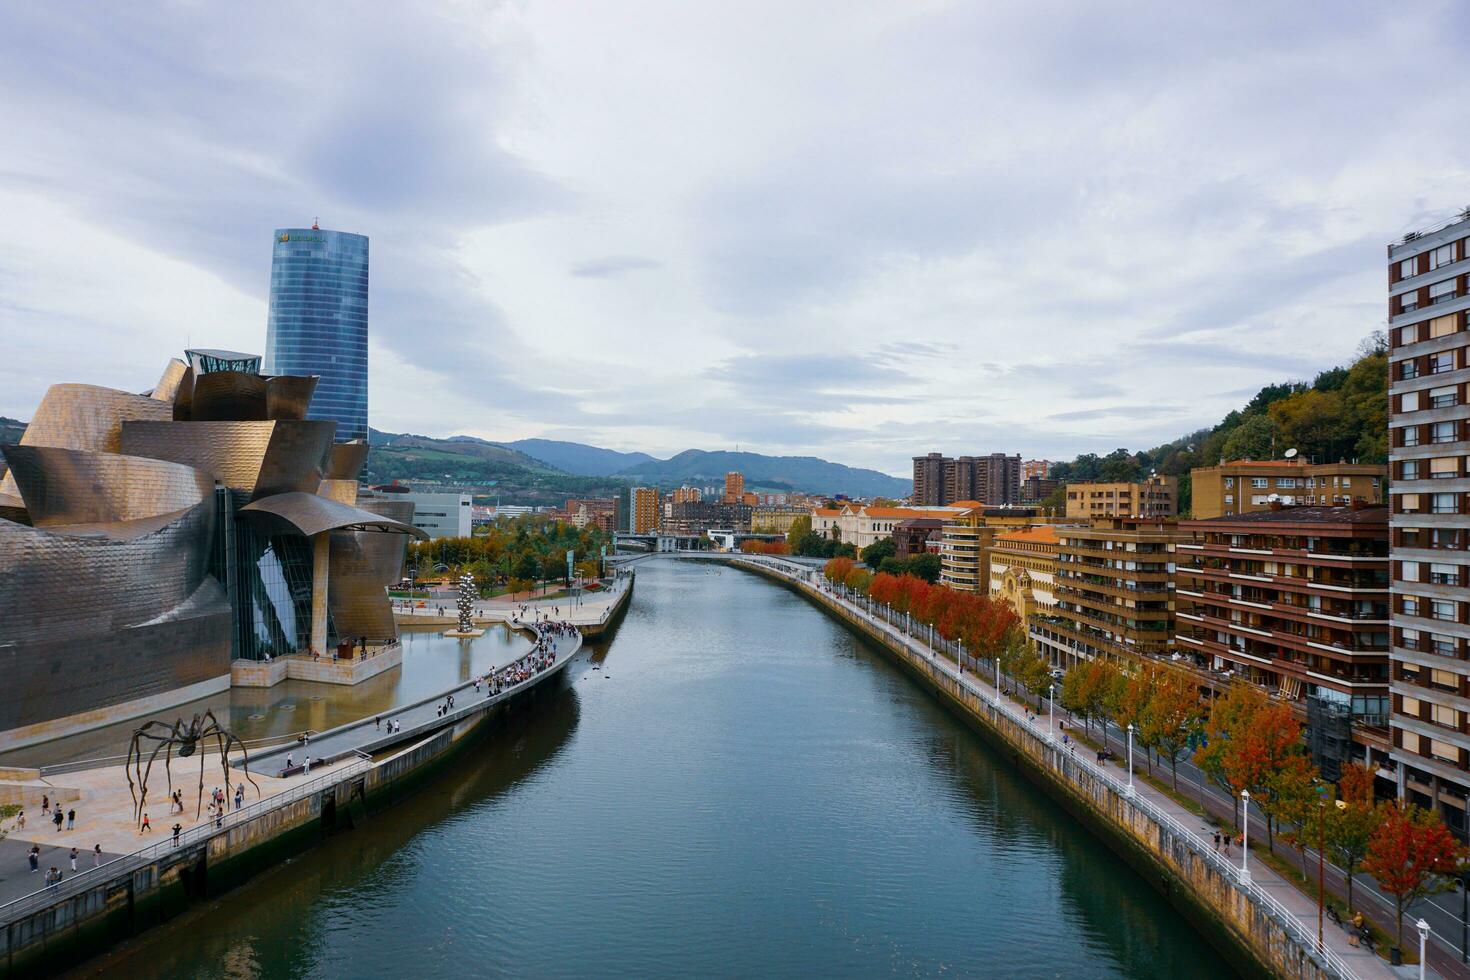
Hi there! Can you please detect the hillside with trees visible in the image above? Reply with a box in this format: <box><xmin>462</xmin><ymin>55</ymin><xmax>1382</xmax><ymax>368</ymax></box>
<box><xmin>1044</xmin><ymin>332</ymin><xmax>1388</xmax><ymax>515</ymax></box>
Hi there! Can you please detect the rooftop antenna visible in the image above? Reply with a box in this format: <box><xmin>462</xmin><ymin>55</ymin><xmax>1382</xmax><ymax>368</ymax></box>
<box><xmin>1284</xmin><ymin>448</ymin><xmax>1299</xmax><ymax>460</ymax></box>
<box><xmin>312</xmin><ymin>216</ymin><xmax>320</xmax><ymax>230</ymax></box>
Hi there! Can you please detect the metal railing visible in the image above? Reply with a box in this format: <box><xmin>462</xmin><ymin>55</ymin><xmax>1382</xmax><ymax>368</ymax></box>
<box><xmin>1</xmin><ymin>757</ymin><xmax>371</xmax><ymax>925</ymax></box>
<box><xmin>737</xmin><ymin>557</ymin><xmax>1361</xmax><ymax>980</ymax></box>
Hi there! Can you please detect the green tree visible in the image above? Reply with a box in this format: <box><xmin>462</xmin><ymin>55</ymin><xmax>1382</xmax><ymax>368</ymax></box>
<box><xmin>786</xmin><ymin>515</ymin><xmax>812</xmax><ymax>552</ymax></box>
<box><xmin>1220</xmin><ymin>413</ymin><xmax>1277</xmax><ymax>461</ymax></box>
<box><xmin>1140</xmin><ymin>667</ymin><xmax>1203</xmax><ymax>792</ymax></box>
<box><xmin>908</xmin><ymin>553</ymin><xmax>941</xmax><ymax>583</ymax></box>
<box><xmin>861</xmin><ymin>538</ymin><xmax>896</xmax><ymax>567</ymax></box>
<box><xmin>1326</xmin><ymin>763</ymin><xmax>1382</xmax><ymax>912</ymax></box>
<box><xmin>1269</xmin><ymin>389</ymin><xmax>1353</xmax><ymax>462</ymax></box>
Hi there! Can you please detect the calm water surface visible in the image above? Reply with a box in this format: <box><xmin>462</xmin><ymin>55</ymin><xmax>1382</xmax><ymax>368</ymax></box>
<box><xmin>81</xmin><ymin>560</ymin><xmax>1236</xmax><ymax>978</ymax></box>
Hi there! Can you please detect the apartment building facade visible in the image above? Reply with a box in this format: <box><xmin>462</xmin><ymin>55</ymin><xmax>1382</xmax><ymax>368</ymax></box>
<box><xmin>1064</xmin><ymin>475</ymin><xmax>1177</xmax><ymax>519</ymax></box>
<box><xmin>1192</xmin><ymin>460</ymin><xmax>1385</xmax><ymax>519</ymax></box>
<box><xmin>939</xmin><ymin>506</ymin><xmax>1044</xmax><ymax>594</ymax></box>
<box><xmin>750</xmin><ymin>504</ymin><xmax>807</xmax><ymax>534</ymax></box>
<box><xmin>911</xmin><ymin>452</ymin><xmax>1022</xmax><ymax>506</ymax></box>
<box><xmin>1174</xmin><ymin>505</ymin><xmax>1391</xmax><ymax>778</ymax></box>
<box><xmin>1388</xmin><ymin>212</ymin><xmax>1470</xmax><ymax>834</ymax></box>
<box><xmin>1030</xmin><ymin>518</ymin><xmax>1178</xmax><ymax>670</ymax></box>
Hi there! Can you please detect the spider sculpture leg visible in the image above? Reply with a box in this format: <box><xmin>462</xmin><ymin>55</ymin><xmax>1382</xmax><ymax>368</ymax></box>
<box><xmin>128</xmin><ymin>722</ymin><xmax>175</xmax><ymax>825</ymax></box>
<box><xmin>138</xmin><ymin>734</ymin><xmax>174</xmax><ymax>827</ymax></box>
<box><xmin>226</xmin><ymin>731</ymin><xmax>261</xmax><ymax>800</ymax></box>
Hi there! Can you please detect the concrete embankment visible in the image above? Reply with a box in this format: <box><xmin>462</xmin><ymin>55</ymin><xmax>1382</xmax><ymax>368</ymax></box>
<box><xmin>0</xmin><ymin>633</ymin><xmax>586</xmax><ymax>980</ymax></box>
<box><xmin>724</xmin><ymin>555</ymin><xmax>1354</xmax><ymax>980</ymax></box>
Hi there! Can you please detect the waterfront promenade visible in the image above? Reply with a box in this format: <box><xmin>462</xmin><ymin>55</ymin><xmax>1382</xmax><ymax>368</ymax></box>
<box><xmin>0</xmin><ymin>624</ymin><xmax>581</xmax><ymax>919</ymax></box>
<box><xmin>720</xmin><ymin>554</ymin><xmax>1396</xmax><ymax>980</ymax></box>
<box><xmin>394</xmin><ymin>571</ymin><xmax>634</xmax><ymax>634</ymax></box>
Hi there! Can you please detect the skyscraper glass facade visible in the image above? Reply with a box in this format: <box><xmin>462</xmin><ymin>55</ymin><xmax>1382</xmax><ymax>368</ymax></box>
<box><xmin>264</xmin><ymin>228</ymin><xmax>369</xmax><ymax>442</ymax></box>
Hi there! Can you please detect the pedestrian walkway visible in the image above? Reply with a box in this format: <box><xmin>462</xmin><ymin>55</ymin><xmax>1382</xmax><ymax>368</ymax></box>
<box><xmin>394</xmin><ymin>573</ymin><xmax>633</xmax><ymax>629</ymax></box>
<box><xmin>734</xmin><ymin>556</ymin><xmax>1397</xmax><ymax>980</ymax></box>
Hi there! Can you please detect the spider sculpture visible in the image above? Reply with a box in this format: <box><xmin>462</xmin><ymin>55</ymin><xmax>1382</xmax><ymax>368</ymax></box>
<box><xmin>125</xmin><ymin>710</ymin><xmax>259</xmax><ymax>828</ymax></box>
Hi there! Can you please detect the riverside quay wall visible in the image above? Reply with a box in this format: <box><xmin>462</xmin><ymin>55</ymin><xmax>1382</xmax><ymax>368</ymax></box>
<box><xmin>721</xmin><ymin>555</ymin><xmax>1345</xmax><ymax>980</ymax></box>
<box><xmin>0</xmin><ymin>632</ymin><xmax>583</xmax><ymax>979</ymax></box>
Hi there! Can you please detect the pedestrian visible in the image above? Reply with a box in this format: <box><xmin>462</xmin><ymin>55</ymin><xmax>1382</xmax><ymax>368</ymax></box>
<box><xmin>93</xmin><ymin>844</ymin><xmax>102</xmax><ymax>867</ymax></box>
<box><xmin>286</xmin><ymin>753</ymin><xmax>294</xmax><ymax>770</ymax></box>
<box><xmin>67</xmin><ymin>807</ymin><xmax>76</xmax><ymax>830</ymax></box>
<box><xmin>1222</xmin><ymin>834</ymin><xmax>1229</xmax><ymax>854</ymax></box>
<box><xmin>69</xmin><ymin>847</ymin><xmax>78</xmax><ymax>872</ymax></box>
<box><xmin>1212</xmin><ymin>830</ymin><xmax>1221</xmax><ymax>850</ymax></box>
<box><xmin>140</xmin><ymin>813</ymin><xmax>151</xmax><ymax>833</ymax></box>
<box><xmin>28</xmin><ymin>845</ymin><xmax>39</xmax><ymax>873</ymax></box>
<box><xmin>172</xmin><ymin>822</ymin><xmax>182</xmax><ymax>845</ymax></box>
<box><xmin>15</xmin><ymin>809</ymin><xmax>23</xmax><ymax>830</ymax></box>
<box><xmin>375</xmin><ymin>716</ymin><xmax>381</xmax><ymax>730</ymax></box>
<box><xmin>53</xmin><ymin>807</ymin><xmax>63</xmax><ymax>832</ymax></box>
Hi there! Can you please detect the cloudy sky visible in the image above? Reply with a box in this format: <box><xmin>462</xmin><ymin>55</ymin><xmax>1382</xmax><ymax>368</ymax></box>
<box><xmin>2</xmin><ymin>2</ymin><xmax>1467</xmax><ymax>476</ymax></box>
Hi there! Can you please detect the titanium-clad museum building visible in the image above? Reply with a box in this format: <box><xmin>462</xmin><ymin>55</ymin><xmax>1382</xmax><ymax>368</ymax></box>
<box><xmin>0</xmin><ymin>348</ymin><xmax>423</xmax><ymax>749</ymax></box>
<box><xmin>264</xmin><ymin>226</ymin><xmax>370</xmax><ymax>443</ymax></box>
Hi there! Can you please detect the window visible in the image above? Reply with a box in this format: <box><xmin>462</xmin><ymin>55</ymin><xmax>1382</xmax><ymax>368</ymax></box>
<box><xmin>1224</xmin><ymin>494</ymin><xmax>1234</xmax><ymax>504</ymax></box>
<box><xmin>1402</xmin><ymin>628</ymin><xmax>1422</xmax><ymax>649</ymax></box>
<box><xmin>1430</xmin><ymin>385</ymin><xmax>1458</xmax><ymax>409</ymax></box>
<box><xmin>1432</xmin><ymin>457</ymin><xmax>1459</xmax><ymax>478</ymax></box>
<box><xmin>1401</xmin><ymin>493</ymin><xmax>1422</xmax><ymax>513</ymax></box>
<box><xmin>1404</xmin><ymin>596</ymin><xmax>1421</xmax><ymax>617</ymax></box>
<box><xmin>1432</xmin><ymin>600</ymin><xmax>1457</xmax><ymax>621</ymax></box>
<box><xmin>1431</xmin><ymin>562</ymin><xmax>1460</xmax><ymax>584</ymax></box>
<box><xmin>1402</xmin><ymin>460</ymin><xmax>1421</xmax><ymax>480</ymax></box>
<box><xmin>1432</xmin><ymin>493</ymin><xmax>1460</xmax><ymax>514</ymax></box>
<box><xmin>1224</xmin><ymin>477</ymin><xmax>1234</xmax><ymax>488</ymax></box>
<box><xmin>1402</xmin><ymin>560</ymin><xmax>1422</xmax><ymax>581</ymax></box>
<box><xmin>1404</xmin><ymin>426</ymin><xmax>1422</xmax><ymax>447</ymax></box>
<box><xmin>1402</xmin><ymin>390</ymin><xmax>1421</xmax><ymax>412</ymax></box>
<box><xmin>1431</xmin><ymin>739</ymin><xmax>1460</xmax><ymax>763</ymax></box>
<box><xmin>1400</xmin><ymin>323</ymin><xmax>1419</xmax><ymax>346</ymax></box>
<box><xmin>1432</xmin><ymin>668</ymin><xmax>1460</xmax><ymax>691</ymax></box>
<box><xmin>1403</xmin><ymin>360</ymin><xmax>1422</xmax><ymax>380</ymax></box>
<box><xmin>1404</xmin><ymin>695</ymin><xmax>1423</xmax><ymax>716</ymax></box>
<box><xmin>1251</xmin><ymin>477</ymin><xmax>1268</xmax><ymax>489</ymax></box>
<box><xmin>1276</xmin><ymin>478</ymin><xmax>1298</xmax><ymax>488</ymax></box>
<box><xmin>1402</xmin><ymin>257</ymin><xmax>1419</xmax><ymax>279</ymax></box>
<box><xmin>1403</xmin><ymin>292</ymin><xmax>1420</xmax><ymax>313</ymax></box>
<box><xmin>1431</xmin><ymin>313</ymin><xmax>1459</xmax><ymax>338</ymax></box>
<box><xmin>1431</xmin><ymin>527</ymin><xmax>1459</xmax><ymax>549</ymax></box>
<box><xmin>1341</xmin><ymin>477</ymin><xmax>1352</xmax><ymax>488</ymax></box>
<box><xmin>1431</xmin><ymin>279</ymin><xmax>1460</xmax><ymax>304</ymax></box>
<box><xmin>1433</xmin><ymin>703</ymin><xmax>1459</xmax><ymax>728</ymax></box>
<box><xmin>1432</xmin><ymin>421</ymin><xmax>1457</xmax><ymax>443</ymax></box>
<box><xmin>1432</xmin><ymin>633</ymin><xmax>1459</xmax><ymax>656</ymax></box>
<box><xmin>1432</xmin><ymin>352</ymin><xmax>1456</xmax><ymax>374</ymax></box>
<box><xmin>1431</xmin><ymin>244</ymin><xmax>1456</xmax><ymax>270</ymax></box>
<box><xmin>1401</xmin><ymin>730</ymin><xmax>1421</xmax><ymax>754</ymax></box>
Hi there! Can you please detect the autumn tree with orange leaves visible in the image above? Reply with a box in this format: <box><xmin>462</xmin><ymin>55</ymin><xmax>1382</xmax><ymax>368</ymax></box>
<box><xmin>1364</xmin><ymin>801</ymin><xmax>1464</xmax><ymax>947</ymax></box>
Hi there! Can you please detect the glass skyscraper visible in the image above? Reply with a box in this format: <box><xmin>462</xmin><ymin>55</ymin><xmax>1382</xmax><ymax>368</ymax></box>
<box><xmin>264</xmin><ymin>226</ymin><xmax>369</xmax><ymax>442</ymax></box>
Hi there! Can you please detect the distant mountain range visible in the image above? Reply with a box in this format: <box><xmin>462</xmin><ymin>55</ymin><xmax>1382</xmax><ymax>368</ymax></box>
<box><xmin>505</xmin><ymin>438</ymin><xmax>656</xmax><ymax>476</ymax></box>
<box><xmin>366</xmin><ymin>430</ymin><xmax>910</xmax><ymax>498</ymax></box>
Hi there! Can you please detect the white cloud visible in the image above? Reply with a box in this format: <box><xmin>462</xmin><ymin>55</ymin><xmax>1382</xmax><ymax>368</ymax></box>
<box><xmin>1</xmin><ymin>1</ymin><xmax>1466</xmax><ymax>475</ymax></box>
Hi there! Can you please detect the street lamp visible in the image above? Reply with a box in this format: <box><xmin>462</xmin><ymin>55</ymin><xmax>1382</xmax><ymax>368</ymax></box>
<box><xmin>1417</xmin><ymin>918</ymin><xmax>1431</xmax><ymax>980</ymax></box>
<box><xmin>1049</xmin><ymin>683</ymin><xmax>1057</xmax><ymax>757</ymax></box>
<box><xmin>1126</xmin><ymin>723</ymin><xmax>1135</xmax><ymax>796</ymax></box>
<box><xmin>995</xmin><ymin>657</ymin><xmax>1002</xmax><ymax>705</ymax></box>
<box><xmin>1240</xmin><ymin>790</ymin><xmax>1252</xmax><ymax>884</ymax></box>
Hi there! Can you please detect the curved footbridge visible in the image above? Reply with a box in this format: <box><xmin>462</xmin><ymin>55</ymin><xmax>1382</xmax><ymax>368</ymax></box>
<box><xmin>0</xmin><ymin>623</ymin><xmax>585</xmax><ymax>978</ymax></box>
<box><xmin>393</xmin><ymin>570</ymin><xmax>635</xmax><ymax>639</ymax></box>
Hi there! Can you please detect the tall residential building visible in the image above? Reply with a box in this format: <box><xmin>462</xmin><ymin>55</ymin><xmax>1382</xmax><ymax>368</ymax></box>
<box><xmin>1175</xmin><ymin>506</ymin><xmax>1390</xmax><ymax>780</ymax></box>
<box><xmin>631</xmin><ymin>487</ymin><xmax>660</xmax><ymax>533</ymax></box>
<box><xmin>1030</xmin><ymin>518</ymin><xmax>1179</xmax><ymax>671</ymax></box>
<box><xmin>1389</xmin><ymin>213</ymin><xmax>1470</xmax><ymax>834</ymax></box>
<box><xmin>1022</xmin><ymin>459</ymin><xmax>1054</xmax><ymax>482</ymax></box>
<box><xmin>1191</xmin><ymin>460</ymin><xmax>1385</xmax><ymax>519</ymax></box>
<box><xmin>264</xmin><ymin>225</ymin><xmax>370</xmax><ymax>442</ymax></box>
<box><xmin>671</xmin><ymin>486</ymin><xmax>703</xmax><ymax>505</ymax></box>
<box><xmin>565</xmin><ymin>497</ymin><xmax>620</xmax><ymax>533</ymax></box>
<box><xmin>723</xmin><ymin>471</ymin><xmax>745</xmax><ymax>503</ymax></box>
<box><xmin>939</xmin><ymin>506</ymin><xmax>1046</xmax><ymax>594</ymax></box>
<box><xmin>912</xmin><ymin>452</ymin><xmax>1021</xmax><ymax>506</ymax></box>
<box><xmin>1064</xmin><ymin>475</ymin><xmax>1177</xmax><ymax>519</ymax></box>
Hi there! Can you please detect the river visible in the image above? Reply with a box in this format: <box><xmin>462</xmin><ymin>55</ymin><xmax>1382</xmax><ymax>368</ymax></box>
<box><xmin>79</xmin><ymin>558</ymin><xmax>1236</xmax><ymax>978</ymax></box>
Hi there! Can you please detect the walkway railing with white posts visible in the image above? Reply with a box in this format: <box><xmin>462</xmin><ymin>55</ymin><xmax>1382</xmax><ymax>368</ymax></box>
<box><xmin>727</xmin><ymin>555</ymin><xmax>1362</xmax><ymax>980</ymax></box>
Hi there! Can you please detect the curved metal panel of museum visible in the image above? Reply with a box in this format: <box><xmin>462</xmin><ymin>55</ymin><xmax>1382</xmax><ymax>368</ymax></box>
<box><xmin>119</xmin><ymin>419</ymin><xmax>335</xmax><ymax>498</ymax></box>
<box><xmin>149</xmin><ymin>357</ymin><xmax>189</xmax><ymax>403</ymax></box>
<box><xmin>0</xmin><ymin>383</ymin><xmax>173</xmax><ymax>498</ymax></box>
<box><xmin>4</xmin><ymin>446</ymin><xmax>213</xmax><ymax>526</ymax></box>
<box><xmin>189</xmin><ymin>371</ymin><xmax>270</xmax><ymax>421</ymax></box>
<box><xmin>328</xmin><ymin>498</ymin><xmax>415</xmax><ymax>641</ymax></box>
<box><xmin>239</xmin><ymin>491</ymin><xmax>428</xmax><ymax>540</ymax></box>
<box><xmin>265</xmin><ymin>374</ymin><xmax>318</xmax><ymax>421</ymax></box>
<box><xmin>325</xmin><ymin>439</ymin><xmax>370</xmax><ymax>481</ymax></box>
